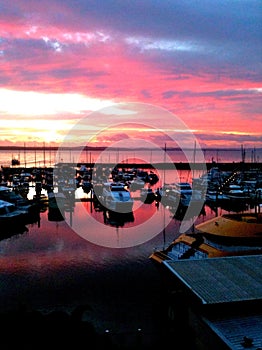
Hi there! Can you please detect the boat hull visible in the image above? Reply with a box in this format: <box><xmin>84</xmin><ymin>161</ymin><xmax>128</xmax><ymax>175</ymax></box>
<box><xmin>195</xmin><ymin>213</ymin><xmax>262</xmax><ymax>243</ymax></box>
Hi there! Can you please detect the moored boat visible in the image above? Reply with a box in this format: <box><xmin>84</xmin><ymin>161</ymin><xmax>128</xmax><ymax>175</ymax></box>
<box><xmin>0</xmin><ymin>199</ymin><xmax>28</xmax><ymax>225</ymax></box>
<box><xmin>149</xmin><ymin>229</ymin><xmax>262</xmax><ymax>264</ymax></box>
<box><xmin>0</xmin><ymin>185</ymin><xmax>39</xmax><ymax>216</ymax></box>
<box><xmin>222</xmin><ymin>184</ymin><xmax>251</xmax><ymax>202</ymax></box>
<box><xmin>162</xmin><ymin>182</ymin><xmax>193</xmax><ymax>207</ymax></box>
<box><xmin>195</xmin><ymin>212</ymin><xmax>262</xmax><ymax>243</ymax></box>
<box><xmin>100</xmin><ymin>182</ymin><xmax>134</xmax><ymax>213</ymax></box>
<box><xmin>149</xmin><ymin>233</ymin><xmax>227</xmax><ymax>263</ymax></box>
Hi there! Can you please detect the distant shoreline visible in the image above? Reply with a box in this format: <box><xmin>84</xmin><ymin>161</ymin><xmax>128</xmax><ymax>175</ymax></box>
<box><xmin>0</xmin><ymin>145</ymin><xmax>261</xmax><ymax>151</ymax></box>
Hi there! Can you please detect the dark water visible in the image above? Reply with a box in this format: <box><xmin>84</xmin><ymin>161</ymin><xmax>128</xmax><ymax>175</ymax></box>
<box><xmin>0</xmin><ymin>168</ymin><xmax>250</xmax><ymax>348</ymax></box>
<box><xmin>0</xmin><ymin>208</ymin><xmax>179</xmax><ymax>346</ymax></box>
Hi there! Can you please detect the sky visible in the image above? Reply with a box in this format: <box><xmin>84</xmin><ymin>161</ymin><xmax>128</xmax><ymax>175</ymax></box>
<box><xmin>0</xmin><ymin>0</ymin><xmax>261</xmax><ymax>149</ymax></box>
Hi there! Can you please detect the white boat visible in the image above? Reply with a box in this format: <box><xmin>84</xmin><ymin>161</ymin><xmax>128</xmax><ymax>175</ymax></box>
<box><xmin>223</xmin><ymin>184</ymin><xmax>251</xmax><ymax>201</ymax></box>
<box><xmin>0</xmin><ymin>199</ymin><xmax>27</xmax><ymax>225</ymax></box>
<box><xmin>100</xmin><ymin>182</ymin><xmax>134</xmax><ymax>213</ymax></box>
<box><xmin>159</xmin><ymin>184</ymin><xmax>179</xmax><ymax>206</ymax></box>
<box><xmin>0</xmin><ymin>185</ymin><xmax>39</xmax><ymax>215</ymax></box>
<box><xmin>166</xmin><ymin>182</ymin><xmax>193</xmax><ymax>207</ymax></box>
<box><xmin>0</xmin><ymin>185</ymin><xmax>24</xmax><ymax>203</ymax></box>
<box><xmin>205</xmin><ymin>189</ymin><xmax>229</xmax><ymax>202</ymax></box>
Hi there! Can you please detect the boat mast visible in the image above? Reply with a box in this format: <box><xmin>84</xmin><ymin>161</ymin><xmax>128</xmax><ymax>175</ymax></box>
<box><xmin>24</xmin><ymin>142</ymin><xmax>27</xmax><ymax>168</ymax></box>
<box><xmin>192</xmin><ymin>140</ymin><xmax>196</xmax><ymax>181</ymax></box>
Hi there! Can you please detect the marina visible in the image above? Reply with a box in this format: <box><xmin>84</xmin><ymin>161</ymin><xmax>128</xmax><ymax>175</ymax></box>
<box><xmin>0</xmin><ymin>150</ymin><xmax>261</xmax><ymax>349</ymax></box>
<box><xmin>1</xmin><ymin>0</ymin><xmax>261</xmax><ymax>347</ymax></box>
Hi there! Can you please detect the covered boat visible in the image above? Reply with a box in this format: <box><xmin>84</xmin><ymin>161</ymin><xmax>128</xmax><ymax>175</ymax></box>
<box><xmin>195</xmin><ymin>212</ymin><xmax>262</xmax><ymax>243</ymax></box>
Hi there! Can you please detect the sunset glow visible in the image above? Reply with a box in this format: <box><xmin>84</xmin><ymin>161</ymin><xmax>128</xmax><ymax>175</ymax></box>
<box><xmin>0</xmin><ymin>1</ymin><xmax>261</xmax><ymax>149</ymax></box>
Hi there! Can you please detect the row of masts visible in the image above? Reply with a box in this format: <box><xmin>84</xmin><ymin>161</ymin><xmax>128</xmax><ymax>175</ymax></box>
<box><xmin>11</xmin><ymin>143</ymin><xmax>261</xmax><ymax>169</ymax></box>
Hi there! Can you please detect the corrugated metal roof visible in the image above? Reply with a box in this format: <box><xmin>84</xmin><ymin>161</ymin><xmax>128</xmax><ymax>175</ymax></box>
<box><xmin>206</xmin><ymin>314</ymin><xmax>262</xmax><ymax>350</ymax></box>
<box><xmin>164</xmin><ymin>255</ymin><xmax>262</xmax><ymax>305</ymax></box>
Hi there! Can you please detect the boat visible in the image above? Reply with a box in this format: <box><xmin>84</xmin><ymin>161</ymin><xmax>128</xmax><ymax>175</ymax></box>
<box><xmin>100</xmin><ymin>182</ymin><xmax>134</xmax><ymax>213</ymax></box>
<box><xmin>195</xmin><ymin>212</ymin><xmax>262</xmax><ymax>243</ymax></box>
<box><xmin>158</xmin><ymin>184</ymin><xmax>180</xmax><ymax>207</ymax></box>
<box><xmin>223</xmin><ymin>183</ymin><xmax>251</xmax><ymax>202</ymax></box>
<box><xmin>162</xmin><ymin>182</ymin><xmax>193</xmax><ymax>207</ymax></box>
<box><xmin>0</xmin><ymin>186</ymin><xmax>39</xmax><ymax>215</ymax></box>
<box><xmin>205</xmin><ymin>189</ymin><xmax>229</xmax><ymax>203</ymax></box>
<box><xmin>0</xmin><ymin>199</ymin><xmax>28</xmax><ymax>225</ymax></box>
<box><xmin>11</xmin><ymin>158</ymin><xmax>20</xmax><ymax>166</ymax></box>
<box><xmin>149</xmin><ymin>229</ymin><xmax>262</xmax><ymax>264</ymax></box>
<box><xmin>0</xmin><ymin>185</ymin><xmax>24</xmax><ymax>203</ymax></box>
<box><xmin>149</xmin><ymin>233</ymin><xmax>228</xmax><ymax>263</ymax></box>
<box><xmin>150</xmin><ymin>211</ymin><xmax>262</xmax><ymax>264</ymax></box>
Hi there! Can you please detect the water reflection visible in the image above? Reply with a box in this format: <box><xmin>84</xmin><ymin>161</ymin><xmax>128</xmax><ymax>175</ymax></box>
<box><xmin>103</xmin><ymin>210</ymin><xmax>135</xmax><ymax>227</ymax></box>
<box><xmin>0</xmin><ymin>224</ymin><xmax>29</xmax><ymax>242</ymax></box>
<box><xmin>48</xmin><ymin>207</ymin><xmax>65</xmax><ymax>222</ymax></box>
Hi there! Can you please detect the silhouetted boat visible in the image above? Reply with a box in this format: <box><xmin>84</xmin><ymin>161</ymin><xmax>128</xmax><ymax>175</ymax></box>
<box><xmin>11</xmin><ymin>158</ymin><xmax>20</xmax><ymax>166</ymax></box>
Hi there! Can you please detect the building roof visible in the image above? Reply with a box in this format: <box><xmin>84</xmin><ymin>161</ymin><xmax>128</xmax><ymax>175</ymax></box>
<box><xmin>163</xmin><ymin>255</ymin><xmax>262</xmax><ymax>305</ymax></box>
<box><xmin>206</xmin><ymin>313</ymin><xmax>262</xmax><ymax>350</ymax></box>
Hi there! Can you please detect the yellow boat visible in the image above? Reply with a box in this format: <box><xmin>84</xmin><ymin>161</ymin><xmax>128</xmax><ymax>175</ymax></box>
<box><xmin>195</xmin><ymin>213</ymin><xmax>262</xmax><ymax>242</ymax></box>
<box><xmin>149</xmin><ymin>213</ymin><xmax>262</xmax><ymax>264</ymax></box>
<box><xmin>149</xmin><ymin>233</ymin><xmax>243</xmax><ymax>264</ymax></box>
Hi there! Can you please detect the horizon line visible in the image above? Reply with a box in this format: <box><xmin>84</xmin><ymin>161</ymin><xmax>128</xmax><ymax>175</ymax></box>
<box><xmin>0</xmin><ymin>145</ymin><xmax>261</xmax><ymax>151</ymax></box>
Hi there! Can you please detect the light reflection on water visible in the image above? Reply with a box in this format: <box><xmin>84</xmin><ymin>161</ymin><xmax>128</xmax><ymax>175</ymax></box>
<box><xmin>0</xmin><ymin>172</ymin><xmax>217</xmax><ymax>339</ymax></box>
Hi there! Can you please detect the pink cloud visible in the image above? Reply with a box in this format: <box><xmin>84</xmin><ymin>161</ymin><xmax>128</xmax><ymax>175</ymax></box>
<box><xmin>0</xmin><ymin>1</ymin><xmax>261</xmax><ymax>148</ymax></box>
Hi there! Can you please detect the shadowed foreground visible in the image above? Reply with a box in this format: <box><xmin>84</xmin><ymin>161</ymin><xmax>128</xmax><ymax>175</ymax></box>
<box><xmin>0</xmin><ymin>304</ymin><xmax>182</xmax><ymax>350</ymax></box>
